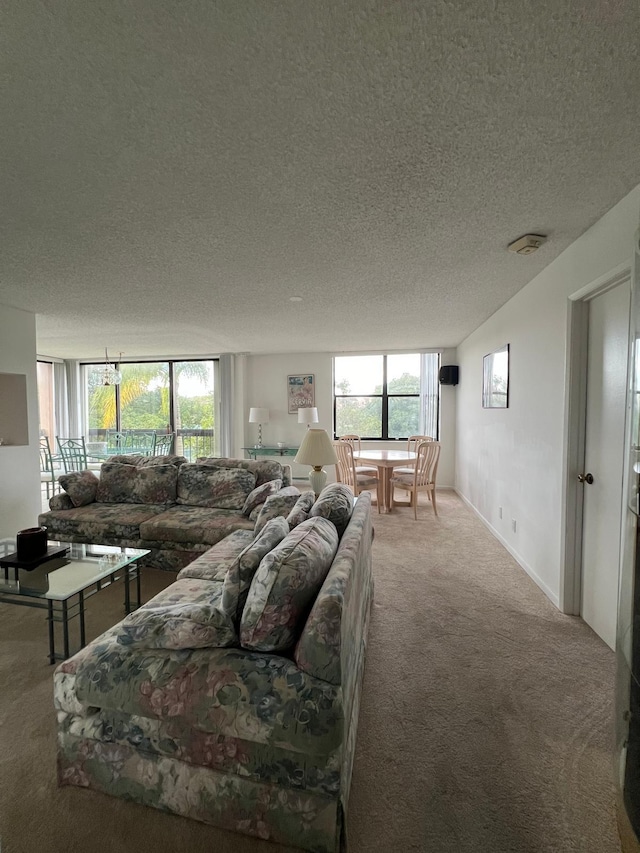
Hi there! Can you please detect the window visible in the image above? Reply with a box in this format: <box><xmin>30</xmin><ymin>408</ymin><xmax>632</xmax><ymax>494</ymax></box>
<box><xmin>333</xmin><ymin>353</ymin><xmax>440</xmax><ymax>440</ymax></box>
<box><xmin>83</xmin><ymin>358</ymin><xmax>217</xmax><ymax>460</ymax></box>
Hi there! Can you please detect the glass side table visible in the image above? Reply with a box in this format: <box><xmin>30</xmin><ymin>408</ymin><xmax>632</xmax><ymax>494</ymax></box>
<box><xmin>242</xmin><ymin>446</ymin><xmax>299</xmax><ymax>459</ymax></box>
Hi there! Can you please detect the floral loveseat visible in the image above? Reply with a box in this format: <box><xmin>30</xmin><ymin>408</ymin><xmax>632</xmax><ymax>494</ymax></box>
<box><xmin>54</xmin><ymin>485</ymin><xmax>374</xmax><ymax>853</ymax></box>
<box><xmin>39</xmin><ymin>455</ymin><xmax>294</xmax><ymax>572</ymax></box>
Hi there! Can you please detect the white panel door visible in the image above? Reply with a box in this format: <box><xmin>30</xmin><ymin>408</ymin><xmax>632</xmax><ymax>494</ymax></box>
<box><xmin>581</xmin><ymin>281</ymin><xmax>630</xmax><ymax>649</ymax></box>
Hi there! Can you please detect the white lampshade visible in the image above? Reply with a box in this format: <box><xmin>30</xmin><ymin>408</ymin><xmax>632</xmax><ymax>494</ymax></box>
<box><xmin>295</xmin><ymin>429</ymin><xmax>338</xmax><ymax>496</ymax></box>
<box><xmin>297</xmin><ymin>407</ymin><xmax>319</xmax><ymax>426</ymax></box>
<box><xmin>248</xmin><ymin>408</ymin><xmax>269</xmax><ymax>424</ymax></box>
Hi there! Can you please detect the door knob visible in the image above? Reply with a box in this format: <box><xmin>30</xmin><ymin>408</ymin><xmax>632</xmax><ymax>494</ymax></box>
<box><xmin>578</xmin><ymin>473</ymin><xmax>594</xmax><ymax>484</ymax></box>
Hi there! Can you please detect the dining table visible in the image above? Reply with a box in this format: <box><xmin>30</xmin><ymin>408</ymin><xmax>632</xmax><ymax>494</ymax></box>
<box><xmin>353</xmin><ymin>449</ymin><xmax>417</xmax><ymax>513</ymax></box>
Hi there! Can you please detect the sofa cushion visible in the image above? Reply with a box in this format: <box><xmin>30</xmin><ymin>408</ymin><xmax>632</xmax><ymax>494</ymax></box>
<box><xmin>59</xmin><ymin>470</ymin><xmax>100</xmax><ymax>507</ymax></box>
<box><xmin>221</xmin><ymin>517</ymin><xmax>290</xmax><ymax>623</ymax></box>
<box><xmin>96</xmin><ymin>463</ymin><xmax>178</xmax><ymax>505</ymax></box>
<box><xmin>196</xmin><ymin>457</ymin><xmax>290</xmax><ymax>487</ymax></box>
<box><xmin>104</xmin><ymin>454</ymin><xmax>187</xmax><ymax>468</ymax></box>
<box><xmin>139</xmin><ymin>505</ymin><xmax>254</xmax><ymax>546</ymax></box>
<box><xmin>240</xmin><ymin>517</ymin><xmax>339</xmax><ymax>652</ymax></box>
<box><xmin>253</xmin><ymin>488</ymin><xmax>301</xmax><ymax>535</ymax></box>
<box><xmin>285</xmin><ymin>490</ymin><xmax>316</xmax><ymax>530</ymax></box>
<box><xmin>177</xmin><ymin>529</ymin><xmax>256</xmax><ymax>582</ymax></box>
<box><xmin>116</xmin><ymin>578</ymin><xmax>238</xmax><ymax>649</ymax></box>
<box><xmin>39</xmin><ymin>503</ymin><xmax>168</xmax><ymax>541</ymax></box>
<box><xmin>177</xmin><ymin>464</ymin><xmax>256</xmax><ymax>510</ymax></box>
<box><xmin>309</xmin><ymin>483</ymin><xmax>354</xmax><ymax>535</ymax></box>
<box><xmin>242</xmin><ymin>479</ymin><xmax>282</xmax><ymax>517</ymax></box>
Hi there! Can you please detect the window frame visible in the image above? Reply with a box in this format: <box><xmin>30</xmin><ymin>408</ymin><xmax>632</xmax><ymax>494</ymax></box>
<box><xmin>333</xmin><ymin>353</ymin><xmax>439</xmax><ymax>441</ymax></box>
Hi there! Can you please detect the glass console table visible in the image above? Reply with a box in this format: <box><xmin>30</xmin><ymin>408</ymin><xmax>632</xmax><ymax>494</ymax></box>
<box><xmin>242</xmin><ymin>446</ymin><xmax>299</xmax><ymax>460</ymax></box>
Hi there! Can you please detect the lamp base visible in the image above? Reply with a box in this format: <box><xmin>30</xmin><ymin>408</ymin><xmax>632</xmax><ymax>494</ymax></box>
<box><xmin>308</xmin><ymin>467</ymin><xmax>327</xmax><ymax>497</ymax></box>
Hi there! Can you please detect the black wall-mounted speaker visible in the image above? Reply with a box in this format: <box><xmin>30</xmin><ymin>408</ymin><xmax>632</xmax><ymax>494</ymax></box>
<box><xmin>439</xmin><ymin>365</ymin><xmax>459</xmax><ymax>386</ymax></box>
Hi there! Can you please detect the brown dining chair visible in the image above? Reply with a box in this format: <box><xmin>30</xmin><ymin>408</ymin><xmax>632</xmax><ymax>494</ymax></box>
<box><xmin>391</xmin><ymin>440</ymin><xmax>441</xmax><ymax>519</ymax></box>
<box><xmin>333</xmin><ymin>440</ymin><xmax>381</xmax><ymax>513</ymax></box>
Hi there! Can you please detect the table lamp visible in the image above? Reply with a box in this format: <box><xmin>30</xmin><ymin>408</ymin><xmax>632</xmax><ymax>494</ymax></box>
<box><xmin>297</xmin><ymin>407</ymin><xmax>319</xmax><ymax>429</ymax></box>
<box><xmin>294</xmin><ymin>428</ymin><xmax>338</xmax><ymax>496</ymax></box>
<box><xmin>249</xmin><ymin>407</ymin><xmax>269</xmax><ymax>448</ymax></box>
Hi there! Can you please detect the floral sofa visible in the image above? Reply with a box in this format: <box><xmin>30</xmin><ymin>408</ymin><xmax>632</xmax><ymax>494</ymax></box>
<box><xmin>38</xmin><ymin>455</ymin><xmax>294</xmax><ymax>572</ymax></box>
<box><xmin>54</xmin><ymin>485</ymin><xmax>374</xmax><ymax>853</ymax></box>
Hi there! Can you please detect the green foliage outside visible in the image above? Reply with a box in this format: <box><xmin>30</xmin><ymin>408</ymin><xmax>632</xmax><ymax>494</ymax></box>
<box><xmin>336</xmin><ymin>372</ymin><xmax>420</xmax><ymax>438</ymax></box>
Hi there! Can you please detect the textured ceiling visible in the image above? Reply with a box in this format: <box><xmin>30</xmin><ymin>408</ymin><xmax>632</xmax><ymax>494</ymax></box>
<box><xmin>2</xmin><ymin>1</ymin><xmax>640</xmax><ymax>359</ymax></box>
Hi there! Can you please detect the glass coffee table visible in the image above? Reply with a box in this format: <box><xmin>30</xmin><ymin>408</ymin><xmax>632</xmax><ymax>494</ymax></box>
<box><xmin>0</xmin><ymin>539</ymin><xmax>149</xmax><ymax>664</ymax></box>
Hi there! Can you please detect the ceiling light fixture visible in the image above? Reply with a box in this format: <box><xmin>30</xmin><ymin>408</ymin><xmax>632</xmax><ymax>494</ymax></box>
<box><xmin>98</xmin><ymin>349</ymin><xmax>122</xmax><ymax>386</ymax></box>
<box><xmin>507</xmin><ymin>234</ymin><xmax>547</xmax><ymax>255</ymax></box>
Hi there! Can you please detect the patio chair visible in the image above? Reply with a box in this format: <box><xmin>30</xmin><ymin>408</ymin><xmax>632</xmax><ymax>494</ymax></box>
<box><xmin>152</xmin><ymin>433</ymin><xmax>175</xmax><ymax>456</ymax></box>
<box><xmin>333</xmin><ymin>440</ymin><xmax>381</xmax><ymax>512</ymax></box>
<box><xmin>56</xmin><ymin>437</ymin><xmax>89</xmax><ymax>473</ymax></box>
<box><xmin>40</xmin><ymin>436</ymin><xmax>63</xmax><ymax>499</ymax></box>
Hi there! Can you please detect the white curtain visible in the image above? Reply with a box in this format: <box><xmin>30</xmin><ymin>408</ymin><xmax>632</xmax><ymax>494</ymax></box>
<box><xmin>53</xmin><ymin>361</ymin><xmax>68</xmax><ymax>440</ymax></box>
<box><xmin>420</xmin><ymin>353</ymin><xmax>440</xmax><ymax>439</ymax></box>
<box><xmin>218</xmin><ymin>353</ymin><xmax>235</xmax><ymax>457</ymax></box>
<box><xmin>65</xmin><ymin>360</ymin><xmax>82</xmax><ymax>437</ymax></box>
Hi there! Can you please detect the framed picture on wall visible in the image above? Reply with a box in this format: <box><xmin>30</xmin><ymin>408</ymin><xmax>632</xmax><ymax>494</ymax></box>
<box><xmin>482</xmin><ymin>344</ymin><xmax>509</xmax><ymax>408</ymax></box>
<box><xmin>287</xmin><ymin>374</ymin><xmax>315</xmax><ymax>414</ymax></box>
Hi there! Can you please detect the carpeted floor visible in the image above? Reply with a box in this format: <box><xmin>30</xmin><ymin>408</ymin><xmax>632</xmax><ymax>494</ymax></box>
<box><xmin>0</xmin><ymin>491</ymin><xmax>621</xmax><ymax>852</ymax></box>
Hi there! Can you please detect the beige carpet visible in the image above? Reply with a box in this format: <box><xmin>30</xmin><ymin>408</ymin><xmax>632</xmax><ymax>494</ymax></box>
<box><xmin>0</xmin><ymin>491</ymin><xmax>621</xmax><ymax>853</ymax></box>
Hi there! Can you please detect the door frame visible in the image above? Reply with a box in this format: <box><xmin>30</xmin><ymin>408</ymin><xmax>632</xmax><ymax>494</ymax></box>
<box><xmin>560</xmin><ymin>263</ymin><xmax>631</xmax><ymax>615</ymax></box>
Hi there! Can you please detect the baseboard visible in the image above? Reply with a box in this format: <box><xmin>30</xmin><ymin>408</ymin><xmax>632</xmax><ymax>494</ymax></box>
<box><xmin>455</xmin><ymin>490</ymin><xmax>560</xmax><ymax>609</ymax></box>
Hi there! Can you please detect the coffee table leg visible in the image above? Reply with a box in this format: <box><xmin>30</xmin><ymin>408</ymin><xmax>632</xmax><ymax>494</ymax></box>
<box><xmin>124</xmin><ymin>566</ymin><xmax>131</xmax><ymax>614</ymax></box>
<box><xmin>136</xmin><ymin>562</ymin><xmax>141</xmax><ymax>610</ymax></box>
<box><xmin>78</xmin><ymin>589</ymin><xmax>86</xmax><ymax>648</ymax></box>
<box><xmin>62</xmin><ymin>600</ymin><xmax>70</xmax><ymax>659</ymax></box>
<box><xmin>47</xmin><ymin>599</ymin><xmax>55</xmax><ymax>665</ymax></box>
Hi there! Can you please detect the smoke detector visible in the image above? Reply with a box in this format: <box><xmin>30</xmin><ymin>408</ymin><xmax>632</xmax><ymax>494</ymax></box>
<box><xmin>507</xmin><ymin>234</ymin><xmax>547</xmax><ymax>255</ymax></box>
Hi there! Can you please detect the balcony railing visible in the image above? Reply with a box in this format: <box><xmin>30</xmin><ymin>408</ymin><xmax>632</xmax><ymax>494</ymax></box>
<box><xmin>88</xmin><ymin>428</ymin><xmax>215</xmax><ymax>461</ymax></box>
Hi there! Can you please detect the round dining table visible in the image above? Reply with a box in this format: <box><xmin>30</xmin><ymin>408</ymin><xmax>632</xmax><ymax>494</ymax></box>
<box><xmin>353</xmin><ymin>449</ymin><xmax>417</xmax><ymax>513</ymax></box>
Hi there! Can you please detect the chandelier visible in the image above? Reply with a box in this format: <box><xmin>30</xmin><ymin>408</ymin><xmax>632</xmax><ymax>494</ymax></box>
<box><xmin>99</xmin><ymin>349</ymin><xmax>122</xmax><ymax>386</ymax></box>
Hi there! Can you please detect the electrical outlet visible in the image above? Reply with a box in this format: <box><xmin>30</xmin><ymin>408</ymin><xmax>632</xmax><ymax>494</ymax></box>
<box><xmin>498</xmin><ymin>506</ymin><xmax>502</xmax><ymax>519</ymax></box>
<box><xmin>511</xmin><ymin>519</ymin><xmax>517</xmax><ymax>533</ymax></box>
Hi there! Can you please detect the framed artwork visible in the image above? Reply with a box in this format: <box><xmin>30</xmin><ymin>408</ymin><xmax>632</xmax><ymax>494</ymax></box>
<box><xmin>287</xmin><ymin>374</ymin><xmax>315</xmax><ymax>414</ymax></box>
<box><xmin>482</xmin><ymin>344</ymin><xmax>509</xmax><ymax>408</ymax></box>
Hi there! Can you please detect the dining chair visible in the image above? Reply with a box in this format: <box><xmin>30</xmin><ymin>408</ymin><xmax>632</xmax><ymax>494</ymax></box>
<box><xmin>390</xmin><ymin>440</ymin><xmax>441</xmax><ymax>519</ymax></box>
<box><xmin>152</xmin><ymin>433</ymin><xmax>175</xmax><ymax>456</ymax></box>
<box><xmin>336</xmin><ymin>434</ymin><xmax>377</xmax><ymax>476</ymax></box>
<box><xmin>40</xmin><ymin>436</ymin><xmax>63</xmax><ymax>499</ymax></box>
<box><xmin>56</xmin><ymin>437</ymin><xmax>89</xmax><ymax>472</ymax></box>
<box><xmin>333</xmin><ymin>440</ymin><xmax>381</xmax><ymax>513</ymax></box>
<box><xmin>395</xmin><ymin>435</ymin><xmax>434</xmax><ymax>475</ymax></box>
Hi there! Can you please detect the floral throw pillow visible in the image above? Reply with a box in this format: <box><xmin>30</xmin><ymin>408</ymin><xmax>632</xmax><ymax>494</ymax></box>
<box><xmin>240</xmin><ymin>517</ymin><xmax>339</xmax><ymax>652</ymax></box>
<box><xmin>177</xmin><ymin>464</ymin><xmax>256</xmax><ymax>509</ymax></box>
<box><xmin>242</xmin><ymin>479</ymin><xmax>283</xmax><ymax>517</ymax></box>
<box><xmin>221</xmin><ymin>516</ymin><xmax>290</xmax><ymax>622</ymax></box>
<box><xmin>285</xmin><ymin>490</ymin><xmax>316</xmax><ymax>529</ymax></box>
<box><xmin>309</xmin><ymin>483</ymin><xmax>354</xmax><ymax>536</ymax></box>
<box><xmin>59</xmin><ymin>470</ymin><xmax>100</xmax><ymax>507</ymax></box>
<box><xmin>252</xmin><ymin>487</ymin><xmax>301</xmax><ymax>534</ymax></box>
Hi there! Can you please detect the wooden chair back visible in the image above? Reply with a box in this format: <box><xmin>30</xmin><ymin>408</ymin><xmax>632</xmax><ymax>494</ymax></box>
<box><xmin>407</xmin><ymin>435</ymin><xmax>433</xmax><ymax>455</ymax></box>
<box><xmin>414</xmin><ymin>440</ymin><xmax>441</xmax><ymax>487</ymax></box>
<box><xmin>333</xmin><ymin>440</ymin><xmax>357</xmax><ymax>491</ymax></box>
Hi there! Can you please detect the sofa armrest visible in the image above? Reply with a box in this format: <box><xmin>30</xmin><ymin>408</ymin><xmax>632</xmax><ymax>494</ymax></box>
<box><xmin>49</xmin><ymin>493</ymin><xmax>74</xmax><ymax>511</ymax></box>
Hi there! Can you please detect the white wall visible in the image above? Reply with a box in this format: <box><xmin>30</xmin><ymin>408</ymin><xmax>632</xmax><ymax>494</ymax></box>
<box><xmin>0</xmin><ymin>305</ymin><xmax>41</xmax><ymax>537</ymax></box>
<box><xmin>240</xmin><ymin>351</ymin><xmax>457</xmax><ymax>486</ymax></box>
<box><xmin>456</xmin><ymin>185</ymin><xmax>640</xmax><ymax>607</ymax></box>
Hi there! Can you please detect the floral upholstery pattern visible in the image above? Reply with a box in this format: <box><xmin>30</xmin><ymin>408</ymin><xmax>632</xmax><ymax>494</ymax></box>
<box><xmin>58</xmin><ymin>470</ymin><xmax>100</xmax><ymax>507</ymax></box>
<box><xmin>177</xmin><ymin>529</ymin><xmax>256</xmax><ymax>581</ymax></box>
<box><xmin>54</xmin><ymin>483</ymin><xmax>374</xmax><ymax>853</ymax></box>
<box><xmin>253</xmin><ymin>488</ymin><xmax>302</xmax><ymax>534</ymax></box>
<box><xmin>39</xmin><ymin>503</ymin><xmax>169</xmax><ymax>542</ymax></box>
<box><xmin>177</xmin><ymin>464</ymin><xmax>256</xmax><ymax>510</ymax></box>
<box><xmin>96</xmin><ymin>463</ymin><xmax>179</xmax><ymax>505</ymax></box>
<box><xmin>242</xmin><ymin>479</ymin><xmax>283</xmax><ymax>517</ymax></box>
<box><xmin>221</xmin><ymin>517</ymin><xmax>290</xmax><ymax>623</ymax></box>
<box><xmin>286</xmin><ymin>490</ymin><xmax>316</xmax><ymax>529</ymax></box>
<box><xmin>105</xmin><ymin>454</ymin><xmax>187</xmax><ymax>468</ymax></box>
<box><xmin>196</xmin><ymin>457</ymin><xmax>291</xmax><ymax>488</ymax></box>
<box><xmin>116</xmin><ymin>578</ymin><xmax>237</xmax><ymax>649</ymax></box>
<box><xmin>240</xmin><ymin>517</ymin><xmax>339</xmax><ymax>653</ymax></box>
<box><xmin>139</xmin><ymin>505</ymin><xmax>254</xmax><ymax>546</ymax></box>
<box><xmin>309</xmin><ymin>484</ymin><xmax>354</xmax><ymax>536</ymax></box>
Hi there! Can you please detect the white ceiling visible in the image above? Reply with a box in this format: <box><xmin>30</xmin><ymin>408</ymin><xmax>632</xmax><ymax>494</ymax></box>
<box><xmin>2</xmin><ymin>1</ymin><xmax>640</xmax><ymax>360</ymax></box>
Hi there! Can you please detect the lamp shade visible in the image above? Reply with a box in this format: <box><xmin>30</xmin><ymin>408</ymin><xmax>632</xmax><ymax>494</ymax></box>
<box><xmin>294</xmin><ymin>429</ymin><xmax>338</xmax><ymax>467</ymax></box>
<box><xmin>249</xmin><ymin>408</ymin><xmax>269</xmax><ymax>424</ymax></box>
<box><xmin>297</xmin><ymin>407</ymin><xmax>319</xmax><ymax>425</ymax></box>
